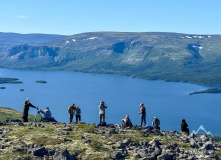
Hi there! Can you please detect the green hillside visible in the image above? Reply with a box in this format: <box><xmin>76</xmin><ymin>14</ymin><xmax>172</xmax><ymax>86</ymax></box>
<box><xmin>1</xmin><ymin>32</ymin><xmax>221</xmax><ymax>86</ymax></box>
<box><xmin>0</xmin><ymin>106</ymin><xmax>35</xmax><ymax>122</ymax></box>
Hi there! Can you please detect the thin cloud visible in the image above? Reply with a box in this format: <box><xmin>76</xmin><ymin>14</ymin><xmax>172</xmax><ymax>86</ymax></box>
<box><xmin>16</xmin><ymin>15</ymin><xmax>27</xmax><ymax>19</ymax></box>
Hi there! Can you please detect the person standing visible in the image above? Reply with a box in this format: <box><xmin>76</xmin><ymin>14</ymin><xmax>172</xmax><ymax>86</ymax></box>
<box><xmin>152</xmin><ymin>117</ymin><xmax>160</xmax><ymax>130</ymax></box>
<box><xmin>98</xmin><ymin>101</ymin><xmax>107</xmax><ymax>123</ymax></box>
<box><xmin>23</xmin><ymin>98</ymin><xmax>38</xmax><ymax>122</ymax></box>
<box><xmin>74</xmin><ymin>106</ymin><xmax>81</xmax><ymax>123</ymax></box>
<box><xmin>68</xmin><ymin>104</ymin><xmax>76</xmax><ymax>123</ymax></box>
<box><xmin>138</xmin><ymin>103</ymin><xmax>146</xmax><ymax>127</ymax></box>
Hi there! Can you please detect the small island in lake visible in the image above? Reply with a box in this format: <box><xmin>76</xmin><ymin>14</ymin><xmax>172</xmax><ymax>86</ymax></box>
<box><xmin>0</xmin><ymin>78</ymin><xmax>22</xmax><ymax>84</ymax></box>
<box><xmin>35</xmin><ymin>80</ymin><xmax>47</xmax><ymax>83</ymax></box>
<box><xmin>189</xmin><ymin>88</ymin><xmax>221</xmax><ymax>95</ymax></box>
<box><xmin>20</xmin><ymin>89</ymin><xmax>24</xmax><ymax>91</ymax></box>
<box><xmin>0</xmin><ymin>87</ymin><xmax>6</xmax><ymax>89</ymax></box>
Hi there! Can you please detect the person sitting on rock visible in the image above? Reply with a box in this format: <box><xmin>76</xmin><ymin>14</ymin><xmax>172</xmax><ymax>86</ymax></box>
<box><xmin>122</xmin><ymin>115</ymin><xmax>132</xmax><ymax>128</ymax></box>
<box><xmin>152</xmin><ymin>117</ymin><xmax>160</xmax><ymax>130</ymax></box>
<box><xmin>39</xmin><ymin>107</ymin><xmax>52</xmax><ymax>122</ymax></box>
<box><xmin>35</xmin><ymin>111</ymin><xmax>42</xmax><ymax>122</ymax></box>
<box><xmin>181</xmin><ymin>119</ymin><xmax>189</xmax><ymax>135</ymax></box>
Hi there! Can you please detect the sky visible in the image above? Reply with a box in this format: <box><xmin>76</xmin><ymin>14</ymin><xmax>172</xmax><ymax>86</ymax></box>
<box><xmin>0</xmin><ymin>0</ymin><xmax>221</xmax><ymax>35</ymax></box>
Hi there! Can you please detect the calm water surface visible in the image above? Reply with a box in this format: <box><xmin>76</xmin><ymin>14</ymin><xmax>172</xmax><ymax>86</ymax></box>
<box><xmin>0</xmin><ymin>68</ymin><xmax>220</xmax><ymax>136</ymax></box>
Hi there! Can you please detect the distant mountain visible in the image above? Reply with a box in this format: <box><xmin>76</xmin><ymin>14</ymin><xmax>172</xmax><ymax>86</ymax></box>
<box><xmin>0</xmin><ymin>32</ymin><xmax>66</xmax><ymax>52</ymax></box>
<box><xmin>1</xmin><ymin>32</ymin><xmax>221</xmax><ymax>86</ymax></box>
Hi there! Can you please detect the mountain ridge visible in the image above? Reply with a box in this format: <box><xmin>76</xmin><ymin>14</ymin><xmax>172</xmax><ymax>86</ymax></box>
<box><xmin>1</xmin><ymin>31</ymin><xmax>221</xmax><ymax>86</ymax></box>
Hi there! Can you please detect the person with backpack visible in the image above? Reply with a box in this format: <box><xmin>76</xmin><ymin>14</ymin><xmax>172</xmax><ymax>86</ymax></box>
<box><xmin>35</xmin><ymin>111</ymin><xmax>43</xmax><ymax>122</ymax></box>
<box><xmin>122</xmin><ymin>115</ymin><xmax>132</xmax><ymax>128</ymax></box>
<box><xmin>74</xmin><ymin>106</ymin><xmax>81</xmax><ymax>123</ymax></box>
<box><xmin>39</xmin><ymin>107</ymin><xmax>52</xmax><ymax>122</ymax></box>
<box><xmin>181</xmin><ymin>119</ymin><xmax>189</xmax><ymax>135</ymax></box>
<box><xmin>152</xmin><ymin>117</ymin><xmax>160</xmax><ymax>130</ymax></box>
<box><xmin>23</xmin><ymin>98</ymin><xmax>38</xmax><ymax>122</ymax></box>
<box><xmin>98</xmin><ymin>101</ymin><xmax>107</xmax><ymax>123</ymax></box>
<box><xmin>68</xmin><ymin>104</ymin><xmax>76</xmax><ymax>123</ymax></box>
<box><xmin>138</xmin><ymin>103</ymin><xmax>146</xmax><ymax>127</ymax></box>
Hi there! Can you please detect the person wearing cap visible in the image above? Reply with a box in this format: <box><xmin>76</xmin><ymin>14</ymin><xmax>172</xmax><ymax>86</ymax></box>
<box><xmin>68</xmin><ymin>104</ymin><xmax>76</xmax><ymax>123</ymax></box>
<box><xmin>152</xmin><ymin>117</ymin><xmax>160</xmax><ymax>130</ymax></box>
<box><xmin>138</xmin><ymin>103</ymin><xmax>146</xmax><ymax>127</ymax></box>
<box><xmin>39</xmin><ymin>107</ymin><xmax>52</xmax><ymax>122</ymax></box>
<box><xmin>122</xmin><ymin>115</ymin><xmax>132</xmax><ymax>128</ymax></box>
<box><xmin>23</xmin><ymin>98</ymin><xmax>38</xmax><ymax>122</ymax></box>
<box><xmin>35</xmin><ymin>111</ymin><xmax>43</xmax><ymax>122</ymax></box>
<box><xmin>98</xmin><ymin>101</ymin><xmax>107</xmax><ymax>123</ymax></box>
<box><xmin>74</xmin><ymin>106</ymin><xmax>81</xmax><ymax>123</ymax></box>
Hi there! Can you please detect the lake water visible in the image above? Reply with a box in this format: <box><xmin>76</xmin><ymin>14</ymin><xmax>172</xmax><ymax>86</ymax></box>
<box><xmin>0</xmin><ymin>68</ymin><xmax>221</xmax><ymax>136</ymax></box>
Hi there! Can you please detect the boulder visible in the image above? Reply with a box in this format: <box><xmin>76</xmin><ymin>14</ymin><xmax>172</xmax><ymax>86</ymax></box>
<box><xmin>53</xmin><ymin>149</ymin><xmax>76</xmax><ymax>160</ymax></box>
<box><xmin>111</xmin><ymin>151</ymin><xmax>122</xmax><ymax>159</ymax></box>
<box><xmin>27</xmin><ymin>146</ymin><xmax>48</xmax><ymax>157</ymax></box>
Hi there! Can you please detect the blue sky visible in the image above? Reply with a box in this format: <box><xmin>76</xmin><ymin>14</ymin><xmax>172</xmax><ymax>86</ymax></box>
<box><xmin>0</xmin><ymin>0</ymin><xmax>221</xmax><ymax>35</ymax></box>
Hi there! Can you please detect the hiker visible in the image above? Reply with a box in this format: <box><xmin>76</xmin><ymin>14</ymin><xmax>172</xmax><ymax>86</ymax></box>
<box><xmin>68</xmin><ymin>104</ymin><xmax>76</xmax><ymax>123</ymax></box>
<box><xmin>152</xmin><ymin>117</ymin><xmax>160</xmax><ymax>130</ymax></box>
<box><xmin>39</xmin><ymin>107</ymin><xmax>52</xmax><ymax>122</ymax></box>
<box><xmin>98</xmin><ymin>101</ymin><xmax>107</xmax><ymax>123</ymax></box>
<box><xmin>122</xmin><ymin>115</ymin><xmax>132</xmax><ymax>128</ymax></box>
<box><xmin>35</xmin><ymin>111</ymin><xmax>43</xmax><ymax>122</ymax></box>
<box><xmin>23</xmin><ymin>98</ymin><xmax>38</xmax><ymax>122</ymax></box>
<box><xmin>138</xmin><ymin>103</ymin><xmax>146</xmax><ymax>127</ymax></box>
<box><xmin>181</xmin><ymin>119</ymin><xmax>189</xmax><ymax>135</ymax></box>
<box><xmin>74</xmin><ymin>106</ymin><xmax>81</xmax><ymax>123</ymax></box>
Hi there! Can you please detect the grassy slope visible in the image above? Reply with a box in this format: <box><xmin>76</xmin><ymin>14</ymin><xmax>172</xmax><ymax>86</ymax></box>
<box><xmin>0</xmin><ymin>106</ymin><xmax>35</xmax><ymax>122</ymax></box>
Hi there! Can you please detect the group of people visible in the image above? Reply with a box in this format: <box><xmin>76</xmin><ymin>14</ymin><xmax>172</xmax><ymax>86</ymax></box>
<box><xmin>23</xmin><ymin>99</ymin><xmax>189</xmax><ymax>135</ymax></box>
<box><xmin>121</xmin><ymin>103</ymin><xmax>161</xmax><ymax>130</ymax></box>
<box><xmin>23</xmin><ymin>98</ymin><xmax>55</xmax><ymax>122</ymax></box>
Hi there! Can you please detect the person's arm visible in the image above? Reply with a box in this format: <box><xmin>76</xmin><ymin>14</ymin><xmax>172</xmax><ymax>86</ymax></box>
<box><xmin>29</xmin><ymin>103</ymin><xmax>37</xmax><ymax>109</ymax></box>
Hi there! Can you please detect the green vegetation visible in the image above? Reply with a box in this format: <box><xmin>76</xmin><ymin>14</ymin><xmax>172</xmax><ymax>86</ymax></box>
<box><xmin>189</xmin><ymin>88</ymin><xmax>221</xmax><ymax>95</ymax></box>
<box><xmin>1</xmin><ymin>32</ymin><xmax>221</xmax><ymax>86</ymax></box>
<box><xmin>35</xmin><ymin>80</ymin><xmax>47</xmax><ymax>83</ymax></box>
<box><xmin>0</xmin><ymin>106</ymin><xmax>35</xmax><ymax>122</ymax></box>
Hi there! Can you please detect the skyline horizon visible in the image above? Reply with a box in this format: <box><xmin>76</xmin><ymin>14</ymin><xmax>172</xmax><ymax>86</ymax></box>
<box><xmin>1</xmin><ymin>0</ymin><xmax>221</xmax><ymax>35</ymax></box>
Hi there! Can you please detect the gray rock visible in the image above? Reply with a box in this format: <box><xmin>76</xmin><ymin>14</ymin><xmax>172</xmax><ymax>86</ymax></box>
<box><xmin>27</xmin><ymin>146</ymin><xmax>48</xmax><ymax>157</ymax></box>
<box><xmin>151</xmin><ymin>147</ymin><xmax>162</xmax><ymax>158</ymax></box>
<box><xmin>157</xmin><ymin>154</ymin><xmax>172</xmax><ymax>160</ymax></box>
<box><xmin>111</xmin><ymin>151</ymin><xmax>122</xmax><ymax>159</ymax></box>
<box><xmin>53</xmin><ymin>149</ymin><xmax>76</xmax><ymax>160</ymax></box>
<box><xmin>149</xmin><ymin>139</ymin><xmax>161</xmax><ymax>147</ymax></box>
<box><xmin>136</xmin><ymin>149</ymin><xmax>148</xmax><ymax>158</ymax></box>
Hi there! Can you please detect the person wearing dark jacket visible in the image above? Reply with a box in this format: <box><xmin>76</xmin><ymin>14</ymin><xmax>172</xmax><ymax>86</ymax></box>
<box><xmin>23</xmin><ymin>98</ymin><xmax>38</xmax><ymax>122</ymax></box>
<box><xmin>181</xmin><ymin>119</ymin><xmax>189</xmax><ymax>135</ymax></box>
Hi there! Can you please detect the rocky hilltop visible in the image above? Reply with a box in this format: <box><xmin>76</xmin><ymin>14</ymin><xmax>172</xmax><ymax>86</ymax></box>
<box><xmin>1</xmin><ymin>32</ymin><xmax>221</xmax><ymax>86</ymax></box>
<box><xmin>0</xmin><ymin>107</ymin><xmax>220</xmax><ymax>160</ymax></box>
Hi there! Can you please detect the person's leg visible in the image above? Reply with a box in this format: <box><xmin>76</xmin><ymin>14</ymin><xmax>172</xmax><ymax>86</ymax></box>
<box><xmin>69</xmin><ymin>114</ymin><xmax>73</xmax><ymax>123</ymax></box>
<box><xmin>99</xmin><ymin>114</ymin><xmax>102</xmax><ymax>123</ymax></box>
<box><xmin>23</xmin><ymin>111</ymin><xmax>28</xmax><ymax>122</ymax></box>
<box><xmin>103</xmin><ymin>113</ymin><xmax>105</xmax><ymax>122</ymax></box>
<box><xmin>79</xmin><ymin>115</ymin><xmax>81</xmax><ymax>122</ymax></box>
<box><xmin>76</xmin><ymin>115</ymin><xmax>78</xmax><ymax>123</ymax></box>
<box><xmin>140</xmin><ymin>115</ymin><xmax>143</xmax><ymax>127</ymax></box>
<box><xmin>143</xmin><ymin>114</ymin><xmax>146</xmax><ymax>126</ymax></box>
